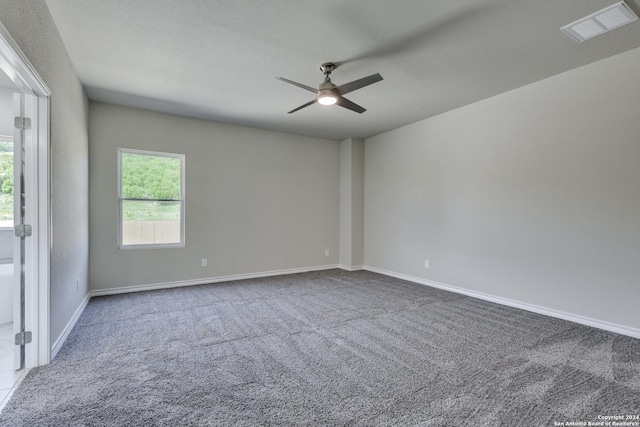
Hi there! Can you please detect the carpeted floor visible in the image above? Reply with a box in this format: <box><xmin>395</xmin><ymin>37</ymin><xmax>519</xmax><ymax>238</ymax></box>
<box><xmin>0</xmin><ymin>269</ymin><xmax>639</xmax><ymax>426</ymax></box>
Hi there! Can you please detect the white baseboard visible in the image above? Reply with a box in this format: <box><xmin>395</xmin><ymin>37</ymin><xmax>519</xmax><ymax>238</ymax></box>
<box><xmin>54</xmin><ymin>264</ymin><xmax>638</xmax><ymax>362</ymax></box>
<box><xmin>51</xmin><ymin>292</ymin><xmax>91</xmax><ymax>360</ymax></box>
<box><xmin>338</xmin><ymin>264</ymin><xmax>364</xmax><ymax>272</ymax></box>
<box><xmin>363</xmin><ymin>265</ymin><xmax>640</xmax><ymax>340</ymax></box>
<box><xmin>52</xmin><ymin>265</ymin><xmax>343</xmax><ymax>360</ymax></box>
<box><xmin>90</xmin><ymin>264</ymin><xmax>341</xmax><ymax>297</ymax></box>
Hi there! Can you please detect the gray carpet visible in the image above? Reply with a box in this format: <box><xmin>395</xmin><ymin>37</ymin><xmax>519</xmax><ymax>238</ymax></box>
<box><xmin>1</xmin><ymin>269</ymin><xmax>639</xmax><ymax>426</ymax></box>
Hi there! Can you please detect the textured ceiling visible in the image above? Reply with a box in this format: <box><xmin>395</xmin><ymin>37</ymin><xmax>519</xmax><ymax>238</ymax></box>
<box><xmin>44</xmin><ymin>0</ymin><xmax>640</xmax><ymax>141</ymax></box>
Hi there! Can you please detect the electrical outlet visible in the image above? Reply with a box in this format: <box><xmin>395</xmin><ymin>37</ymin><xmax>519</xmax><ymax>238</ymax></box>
<box><xmin>325</xmin><ymin>249</ymin><xmax>330</xmax><ymax>257</ymax></box>
<box><xmin>424</xmin><ymin>260</ymin><xmax>430</xmax><ymax>268</ymax></box>
<box><xmin>201</xmin><ymin>258</ymin><xmax>208</xmax><ymax>267</ymax></box>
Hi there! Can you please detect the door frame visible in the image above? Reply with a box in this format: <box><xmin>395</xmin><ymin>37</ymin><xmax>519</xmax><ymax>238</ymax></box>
<box><xmin>0</xmin><ymin>21</ymin><xmax>51</xmax><ymax>368</ymax></box>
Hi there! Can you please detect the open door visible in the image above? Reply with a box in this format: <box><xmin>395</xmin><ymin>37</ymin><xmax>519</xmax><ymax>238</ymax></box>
<box><xmin>0</xmin><ymin>20</ymin><xmax>51</xmax><ymax>370</ymax></box>
<box><xmin>12</xmin><ymin>91</ymin><xmax>28</xmax><ymax>370</ymax></box>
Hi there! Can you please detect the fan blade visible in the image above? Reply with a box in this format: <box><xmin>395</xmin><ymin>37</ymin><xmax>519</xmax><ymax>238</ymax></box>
<box><xmin>336</xmin><ymin>96</ymin><xmax>366</xmax><ymax>114</ymax></box>
<box><xmin>336</xmin><ymin>3</ymin><xmax>498</xmax><ymax>66</ymax></box>
<box><xmin>288</xmin><ymin>99</ymin><xmax>317</xmax><ymax>114</ymax></box>
<box><xmin>336</xmin><ymin>73</ymin><xmax>383</xmax><ymax>95</ymax></box>
<box><xmin>276</xmin><ymin>77</ymin><xmax>316</xmax><ymax>93</ymax></box>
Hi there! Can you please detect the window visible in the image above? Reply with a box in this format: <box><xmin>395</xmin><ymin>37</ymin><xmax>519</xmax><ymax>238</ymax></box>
<box><xmin>118</xmin><ymin>148</ymin><xmax>185</xmax><ymax>249</ymax></box>
<box><xmin>0</xmin><ymin>136</ymin><xmax>13</xmax><ymax>228</ymax></box>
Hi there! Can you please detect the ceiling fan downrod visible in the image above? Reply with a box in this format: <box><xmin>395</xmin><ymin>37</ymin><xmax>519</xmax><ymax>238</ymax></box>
<box><xmin>319</xmin><ymin>62</ymin><xmax>336</xmax><ymax>81</ymax></box>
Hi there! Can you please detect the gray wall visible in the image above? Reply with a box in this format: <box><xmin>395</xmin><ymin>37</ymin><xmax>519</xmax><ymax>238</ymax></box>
<box><xmin>89</xmin><ymin>102</ymin><xmax>339</xmax><ymax>291</ymax></box>
<box><xmin>0</xmin><ymin>1</ymin><xmax>90</xmax><ymax>345</ymax></box>
<box><xmin>339</xmin><ymin>138</ymin><xmax>364</xmax><ymax>268</ymax></box>
<box><xmin>364</xmin><ymin>45</ymin><xmax>640</xmax><ymax>330</ymax></box>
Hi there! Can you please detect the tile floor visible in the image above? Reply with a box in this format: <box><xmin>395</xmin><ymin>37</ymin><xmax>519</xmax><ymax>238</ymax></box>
<box><xmin>0</xmin><ymin>323</ymin><xmax>27</xmax><ymax>412</ymax></box>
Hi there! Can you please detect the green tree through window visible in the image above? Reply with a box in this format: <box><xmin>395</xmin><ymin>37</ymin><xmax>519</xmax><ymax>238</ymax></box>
<box><xmin>119</xmin><ymin>149</ymin><xmax>184</xmax><ymax>247</ymax></box>
<box><xmin>0</xmin><ymin>141</ymin><xmax>14</xmax><ymax>225</ymax></box>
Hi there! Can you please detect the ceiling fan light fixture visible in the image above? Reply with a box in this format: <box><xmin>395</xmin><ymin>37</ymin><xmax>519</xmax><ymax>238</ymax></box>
<box><xmin>278</xmin><ymin>62</ymin><xmax>381</xmax><ymax>114</ymax></box>
<box><xmin>317</xmin><ymin>89</ymin><xmax>338</xmax><ymax>105</ymax></box>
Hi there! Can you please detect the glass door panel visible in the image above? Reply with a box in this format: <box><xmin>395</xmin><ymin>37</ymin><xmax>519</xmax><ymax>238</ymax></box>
<box><xmin>12</xmin><ymin>91</ymin><xmax>25</xmax><ymax>370</ymax></box>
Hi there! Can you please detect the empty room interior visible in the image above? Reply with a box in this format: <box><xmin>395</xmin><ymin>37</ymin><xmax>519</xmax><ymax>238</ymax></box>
<box><xmin>0</xmin><ymin>0</ymin><xmax>639</xmax><ymax>425</ymax></box>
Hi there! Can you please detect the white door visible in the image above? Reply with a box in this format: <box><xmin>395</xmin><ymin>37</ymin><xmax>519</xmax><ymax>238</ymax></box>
<box><xmin>0</xmin><ymin>20</ymin><xmax>51</xmax><ymax>369</ymax></box>
<box><xmin>12</xmin><ymin>91</ymin><xmax>27</xmax><ymax>370</ymax></box>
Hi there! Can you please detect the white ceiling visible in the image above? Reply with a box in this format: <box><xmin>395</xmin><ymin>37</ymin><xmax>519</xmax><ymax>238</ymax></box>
<box><xmin>44</xmin><ymin>0</ymin><xmax>640</xmax><ymax>141</ymax></box>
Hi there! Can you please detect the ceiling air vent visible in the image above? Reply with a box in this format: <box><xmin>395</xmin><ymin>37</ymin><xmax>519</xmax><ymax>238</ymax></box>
<box><xmin>561</xmin><ymin>1</ymin><xmax>638</xmax><ymax>42</ymax></box>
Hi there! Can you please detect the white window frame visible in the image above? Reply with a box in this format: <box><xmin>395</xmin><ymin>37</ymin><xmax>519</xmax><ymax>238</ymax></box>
<box><xmin>117</xmin><ymin>148</ymin><xmax>185</xmax><ymax>250</ymax></box>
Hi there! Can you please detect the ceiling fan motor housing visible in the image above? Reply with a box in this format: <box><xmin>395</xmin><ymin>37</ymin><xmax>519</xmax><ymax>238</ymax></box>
<box><xmin>318</xmin><ymin>80</ymin><xmax>337</xmax><ymax>92</ymax></box>
<box><xmin>317</xmin><ymin>80</ymin><xmax>338</xmax><ymax>104</ymax></box>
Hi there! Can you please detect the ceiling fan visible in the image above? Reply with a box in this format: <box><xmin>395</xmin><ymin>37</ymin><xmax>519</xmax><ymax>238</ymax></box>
<box><xmin>277</xmin><ymin>63</ymin><xmax>383</xmax><ymax>114</ymax></box>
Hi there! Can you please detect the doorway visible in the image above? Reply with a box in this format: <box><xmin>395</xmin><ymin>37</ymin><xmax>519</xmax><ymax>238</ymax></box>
<box><xmin>0</xmin><ymin>21</ymin><xmax>51</xmax><ymax>410</ymax></box>
<box><xmin>0</xmin><ymin>74</ymin><xmax>26</xmax><ymax>407</ymax></box>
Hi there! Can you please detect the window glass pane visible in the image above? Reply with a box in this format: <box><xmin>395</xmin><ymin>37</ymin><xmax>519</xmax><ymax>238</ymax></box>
<box><xmin>0</xmin><ymin>140</ymin><xmax>13</xmax><ymax>227</ymax></box>
<box><xmin>121</xmin><ymin>153</ymin><xmax>181</xmax><ymax>200</ymax></box>
<box><xmin>121</xmin><ymin>200</ymin><xmax>181</xmax><ymax>246</ymax></box>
